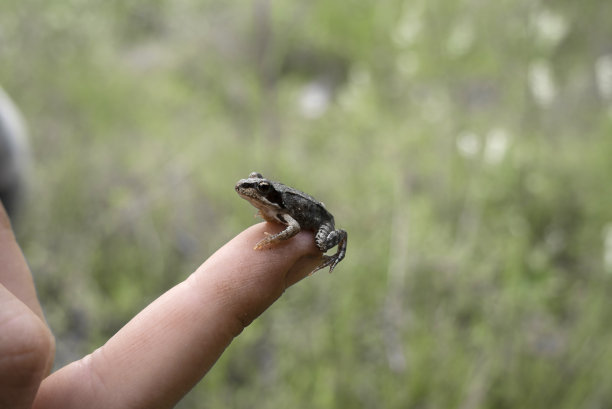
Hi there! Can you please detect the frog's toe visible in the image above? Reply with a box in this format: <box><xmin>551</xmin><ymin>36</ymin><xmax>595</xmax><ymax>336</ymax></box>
<box><xmin>326</xmin><ymin>255</ymin><xmax>341</xmax><ymax>273</ymax></box>
<box><xmin>308</xmin><ymin>255</ymin><xmax>338</xmax><ymax>275</ymax></box>
<box><xmin>254</xmin><ymin>237</ymin><xmax>269</xmax><ymax>250</ymax></box>
<box><xmin>254</xmin><ymin>232</ymin><xmax>279</xmax><ymax>250</ymax></box>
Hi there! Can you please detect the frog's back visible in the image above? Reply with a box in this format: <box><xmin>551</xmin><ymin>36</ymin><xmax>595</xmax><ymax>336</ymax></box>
<box><xmin>282</xmin><ymin>189</ymin><xmax>335</xmax><ymax>231</ymax></box>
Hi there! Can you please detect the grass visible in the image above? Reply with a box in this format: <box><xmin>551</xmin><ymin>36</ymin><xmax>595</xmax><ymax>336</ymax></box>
<box><xmin>2</xmin><ymin>0</ymin><xmax>612</xmax><ymax>407</ymax></box>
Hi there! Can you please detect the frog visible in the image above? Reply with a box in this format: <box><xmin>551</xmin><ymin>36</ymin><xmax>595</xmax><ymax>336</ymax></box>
<box><xmin>235</xmin><ymin>172</ymin><xmax>347</xmax><ymax>274</ymax></box>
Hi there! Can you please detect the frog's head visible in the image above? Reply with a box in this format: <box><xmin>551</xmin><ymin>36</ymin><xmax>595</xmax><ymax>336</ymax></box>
<box><xmin>235</xmin><ymin>172</ymin><xmax>284</xmax><ymax>210</ymax></box>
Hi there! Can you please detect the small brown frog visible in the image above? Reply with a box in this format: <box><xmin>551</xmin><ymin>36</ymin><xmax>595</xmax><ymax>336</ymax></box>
<box><xmin>235</xmin><ymin>172</ymin><xmax>347</xmax><ymax>274</ymax></box>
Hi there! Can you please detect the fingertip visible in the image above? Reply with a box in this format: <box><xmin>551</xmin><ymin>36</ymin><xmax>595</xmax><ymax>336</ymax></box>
<box><xmin>235</xmin><ymin>222</ymin><xmax>322</xmax><ymax>286</ymax></box>
<box><xmin>284</xmin><ymin>253</ymin><xmax>324</xmax><ymax>287</ymax></box>
<box><xmin>188</xmin><ymin>222</ymin><xmax>322</xmax><ymax>326</ymax></box>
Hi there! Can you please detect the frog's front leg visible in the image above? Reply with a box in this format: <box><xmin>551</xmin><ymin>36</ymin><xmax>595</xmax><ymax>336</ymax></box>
<box><xmin>254</xmin><ymin>214</ymin><xmax>301</xmax><ymax>250</ymax></box>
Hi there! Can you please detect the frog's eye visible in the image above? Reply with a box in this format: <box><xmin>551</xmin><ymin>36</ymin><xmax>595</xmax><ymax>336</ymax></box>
<box><xmin>257</xmin><ymin>181</ymin><xmax>271</xmax><ymax>193</ymax></box>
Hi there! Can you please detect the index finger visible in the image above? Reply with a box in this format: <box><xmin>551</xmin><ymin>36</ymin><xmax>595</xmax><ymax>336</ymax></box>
<box><xmin>33</xmin><ymin>223</ymin><xmax>323</xmax><ymax>409</ymax></box>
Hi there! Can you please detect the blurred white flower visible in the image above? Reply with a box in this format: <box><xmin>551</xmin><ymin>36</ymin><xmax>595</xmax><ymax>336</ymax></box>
<box><xmin>447</xmin><ymin>19</ymin><xmax>474</xmax><ymax>57</ymax></box>
<box><xmin>531</xmin><ymin>9</ymin><xmax>568</xmax><ymax>49</ymax></box>
<box><xmin>484</xmin><ymin>128</ymin><xmax>510</xmax><ymax>164</ymax></box>
<box><xmin>298</xmin><ymin>81</ymin><xmax>331</xmax><ymax>119</ymax></box>
<box><xmin>595</xmin><ymin>54</ymin><xmax>612</xmax><ymax>101</ymax></box>
<box><xmin>528</xmin><ymin>60</ymin><xmax>557</xmax><ymax>107</ymax></box>
<box><xmin>456</xmin><ymin>131</ymin><xmax>480</xmax><ymax>158</ymax></box>
<box><xmin>392</xmin><ymin>9</ymin><xmax>422</xmax><ymax>47</ymax></box>
<box><xmin>603</xmin><ymin>223</ymin><xmax>612</xmax><ymax>273</ymax></box>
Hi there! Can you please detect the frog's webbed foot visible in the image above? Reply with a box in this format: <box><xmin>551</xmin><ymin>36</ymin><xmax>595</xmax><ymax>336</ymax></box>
<box><xmin>254</xmin><ymin>214</ymin><xmax>300</xmax><ymax>250</ymax></box>
<box><xmin>311</xmin><ymin>227</ymin><xmax>347</xmax><ymax>274</ymax></box>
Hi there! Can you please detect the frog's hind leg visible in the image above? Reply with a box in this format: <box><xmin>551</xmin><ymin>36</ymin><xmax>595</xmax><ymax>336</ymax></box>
<box><xmin>312</xmin><ymin>227</ymin><xmax>347</xmax><ymax>274</ymax></box>
<box><xmin>254</xmin><ymin>214</ymin><xmax>301</xmax><ymax>250</ymax></box>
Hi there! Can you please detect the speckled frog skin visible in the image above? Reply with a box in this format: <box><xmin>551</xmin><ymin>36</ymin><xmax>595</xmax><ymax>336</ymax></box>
<box><xmin>235</xmin><ymin>172</ymin><xmax>347</xmax><ymax>273</ymax></box>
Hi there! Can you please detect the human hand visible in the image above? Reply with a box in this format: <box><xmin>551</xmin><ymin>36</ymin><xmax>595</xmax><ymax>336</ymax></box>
<box><xmin>0</xmin><ymin>203</ymin><xmax>323</xmax><ymax>409</ymax></box>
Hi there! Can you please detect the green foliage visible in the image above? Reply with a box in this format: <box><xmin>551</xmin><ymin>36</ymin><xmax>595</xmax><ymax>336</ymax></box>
<box><xmin>3</xmin><ymin>0</ymin><xmax>612</xmax><ymax>407</ymax></box>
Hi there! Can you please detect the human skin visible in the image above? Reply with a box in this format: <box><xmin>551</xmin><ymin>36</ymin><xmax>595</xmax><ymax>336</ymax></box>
<box><xmin>0</xmin><ymin>203</ymin><xmax>322</xmax><ymax>409</ymax></box>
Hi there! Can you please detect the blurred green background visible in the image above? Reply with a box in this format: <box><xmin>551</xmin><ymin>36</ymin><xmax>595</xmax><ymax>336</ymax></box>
<box><xmin>3</xmin><ymin>0</ymin><xmax>612</xmax><ymax>407</ymax></box>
